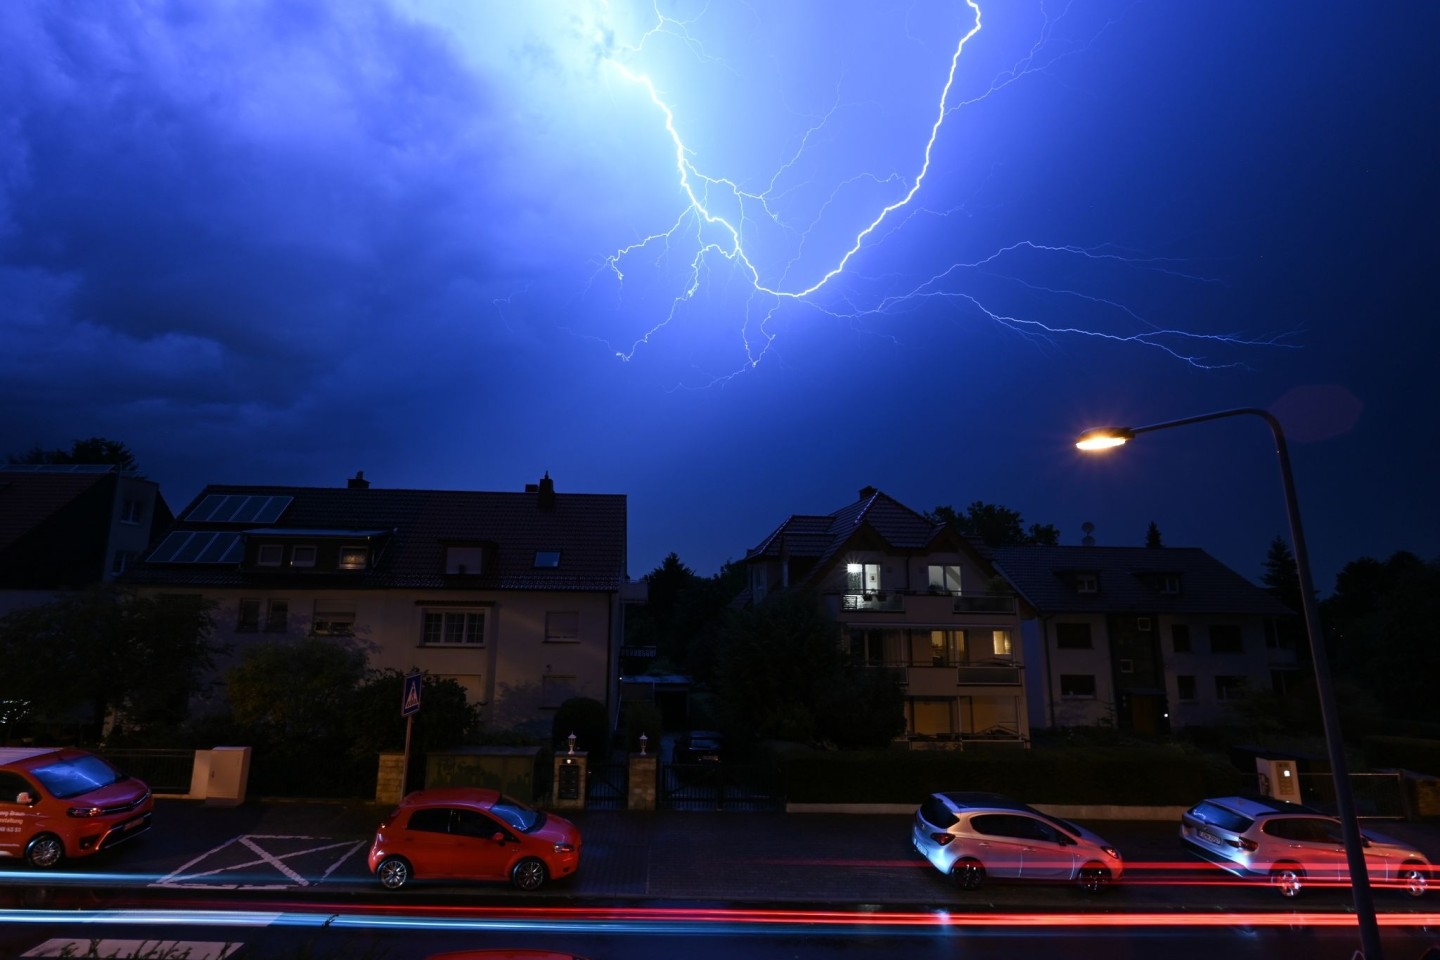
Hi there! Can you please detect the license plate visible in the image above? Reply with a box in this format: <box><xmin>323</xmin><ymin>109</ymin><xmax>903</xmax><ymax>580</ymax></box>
<box><xmin>117</xmin><ymin>816</ymin><xmax>143</xmax><ymax>831</ymax></box>
<box><xmin>1196</xmin><ymin>828</ymin><xmax>1221</xmax><ymax>845</ymax></box>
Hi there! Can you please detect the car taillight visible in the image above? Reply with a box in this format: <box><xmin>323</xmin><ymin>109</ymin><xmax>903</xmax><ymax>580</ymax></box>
<box><xmin>67</xmin><ymin>805</ymin><xmax>104</xmax><ymax>818</ymax></box>
<box><xmin>553</xmin><ymin>842</ymin><xmax>576</xmax><ymax>854</ymax></box>
<box><xmin>1236</xmin><ymin>837</ymin><xmax>1258</xmax><ymax>852</ymax></box>
<box><xmin>930</xmin><ymin>832</ymin><xmax>954</xmax><ymax>846</ymax></box>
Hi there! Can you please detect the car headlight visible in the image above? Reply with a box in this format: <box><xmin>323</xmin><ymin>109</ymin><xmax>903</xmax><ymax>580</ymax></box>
<box><xmin>1102</xmin><ymin>846</ymin><xmax>1121</xmax><ymax>860</ymax></box>
<box><xmin>553</xmin><ymin>842</ymin><xmax>576</xmax><ymax>854</ymax></box>
<box><xmin>67</xmin><ymin>805</ymin><xmax>105</xmax><ymax>818</ymax></box>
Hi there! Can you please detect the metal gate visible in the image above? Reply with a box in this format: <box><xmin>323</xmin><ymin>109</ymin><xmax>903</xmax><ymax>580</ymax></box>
<box><xmin>660</xmin><ymin>761</ymin><xmax>783</xmax><ymax>812</ymax></box>
<box><xmin>585</xmin><ymin>761</ymin><xmax>628</xmax><ymax>810</ymax></box>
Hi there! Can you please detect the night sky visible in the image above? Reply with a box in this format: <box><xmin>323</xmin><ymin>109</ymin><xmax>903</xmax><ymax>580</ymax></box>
<box><xmin>3</xmin><ymin>1</ymin><xmax>1436</xmax><ymax>594</ymax></box>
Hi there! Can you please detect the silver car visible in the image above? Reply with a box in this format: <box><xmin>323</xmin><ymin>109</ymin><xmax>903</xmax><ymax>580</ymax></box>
<box><xmin>1179</xmin><ymin>795</ymin><xmax>1431</xmax><ymax>898</ymax></box>
<box><xmin>912</xmin><ymin>791</ymin><xmax>1123</xmax><ymax>893</ymax></box>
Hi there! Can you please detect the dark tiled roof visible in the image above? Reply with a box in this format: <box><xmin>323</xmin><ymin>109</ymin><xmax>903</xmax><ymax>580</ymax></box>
<box><xmin>745</xmin><ymin>488</ymin><xmax>972</xmax><ymax>590</ymax></box>
<box><xmin>125</xmin><ymin>482</ymin><xmax>628</xmax><ymax>592</ymax></box>
<box><xmin>0</xmin><ymin>469</ymin><xmax>110</xmax><ymax>553</ymax></box>
<box><xmin>988</xmin><ymin>545</ymin><xmax>1293</xmax><ymax>616</ymax></box>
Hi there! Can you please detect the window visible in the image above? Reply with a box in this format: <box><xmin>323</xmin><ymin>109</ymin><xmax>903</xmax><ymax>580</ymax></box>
<box><xmin>1056</xmin><ymin>622</ymin><xmax>1092</xmax><ymax>649</ymax></box>
<box><xmin>1060</xmin><ymin>674</ymin><xmax>1096</xmax><ymax>698</ymax></box>
<box><xmin>1171</xmin><ymin>623</ymin><xmax>1191</xmax><ymax>653</ymax></box>
<box><xmin>1176</xmin><ymin>675</ymin><xmax>1197</xmax><ymax>701</ymax></box>
<box><xmin>120</xmin><ymin>498</ymin><xmax>144</xmax><ymax>525</ymax></box>
<box><xmin>929</xmin><ymin>629</ymin><xmax>964</xmax><ymax>666</ymax></box>
<box><xmin>927</xmin><ymin>564</ymin><xmax>962</xmax><ymax>595</ymax></box>
<box><xmin>446</xmin><ymin>546</ymin><xmax>484</xmax><ymax>575</ymax></box>
<box><xmin>849</xmin><ymin>628</ymin><xmax>900</xmax><ymax>667</ymax></box>
<box><xmin>312</xmin><ymin>600</ymin><xmax>355</xmax><ymax>636</ymax></box>
<box><xmin>846</xmin><ymin>562</ymin><xmax>881</xmax><ymax>595</ymax></box>
<box><xmin>1209</xmin><ymin>624</ymin><xmax>1243</xmax><ymax>654</ymax></box>
<box><xmin>110</xmin><ymin>551</ymin><xmax>136</xmax><ymax>576</ymax></box>
<box><xmin>989</xmin><ymin>629</ymin><xmax>1012</xmax><ymax>658</ymax></box>
<box><xmin>338</xmin><ymin>546</ymin><xmax>368</xmax><ymax>570</ymax></box>
<box><xmin>1160</xmin><ymin>575</ymin><xmax>1182</xmax><ymax>595</ymax></box>
<box><xmin>541</xmin><ymin>674</ymin><xmax>577</xmax><ymax>709</ymax></box>
<box><xmin>533</xmin><ymin>550</ymin><xmax>561</xmax><ymax>568</ymax></box>
<box><xmin>1215</xmin><ymin>675</ymin><xmax>1247</xmax><ymax>700</ymax></box>
<box><xmin>257</xmin><ymin>544</ymin><xmax>283</xmax><ymax>567</ymax></box>
<box><xmin>291</xmin><ymin>545</ymin><xmax>317</xmax><ymax>568</ymax></box>
<box><xmin>237</xmin><ymin>599</ymin><xmax>261</xmax><ymax>633</ymax></box>
<box><xmin>422</xmin><ymin>610</ymin><xmax>484</xmax><ymax>646</ymax></box>
<box><xmin>545</xmin><ymin>611</ymin><xmax>579</xmax><ymax>643</ymax></box>
<box><xmin>265</xmin><ymin>600</ymin><xmax>288</xmax><ymax>633</ymax></box>
<box><xmin>1119</xmin><ymin>658</ymin><xmax>1134</xmax><ymax>674</ymax></box>
<box><xmin>1075</xmin><ymin>573</ymin><xmax>1099</xmax><ymax>594</ymax></box>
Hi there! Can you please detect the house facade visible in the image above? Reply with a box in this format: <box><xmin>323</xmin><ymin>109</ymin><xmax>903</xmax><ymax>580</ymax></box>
<box><xmin>125</xmin><ymin>472</ymin><xmax>639</xmax><ymax>736</ymax></box>
<box><xmin>742</xmin><ymin>487</ymin><xmax>1029</xmax><ymax>746</ymax></box>
<box><xmin>0</xmin><ymin>464</ymin><xmax>171</xmax><ymax>615</ymax></box>
<box><xmin>989</xmin><ymin>545</ymin><xmax>1301</xmax><ymax>734</ymax></box>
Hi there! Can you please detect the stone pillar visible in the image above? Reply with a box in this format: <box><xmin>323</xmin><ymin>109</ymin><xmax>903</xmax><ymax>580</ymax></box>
<box><xmin>551</xmin><ymin>751</ymin><xmax>587</xmax><ymax>810</ymax></box>
<box><xmin>376</xmin><ymin>752</ymin><xmax>406</xmax><ymax>805</ymax></box>
<box><xmin>627</xmin><ymin>751</ymin><xmax>657</xmax><ymax>811</ymax></box>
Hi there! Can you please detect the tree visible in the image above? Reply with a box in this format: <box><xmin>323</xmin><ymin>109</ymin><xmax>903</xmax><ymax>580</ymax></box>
<box><xmin>0</xmin><ymin>587</ymin><xmax>216</xmax><ymax>740</ymax></box>
<box><xmin>626</xmin><ymin>554</ymin><xmax>745</xmax><ymax>682</ymax></box>
<box><xmin>1260</xmin><ymin>536</ymin><xmax>1302</xmax><ymax>611</ymax></box>
<box><xmin>1145</xmin><ymin>521</ymin><xmax>1163</xmax><ymax>548</ymax></box>
<box><xmin>927</xmin><ymin>501</ymin><xmax>1059</xmax><ymax>547</ymax></box>
<box><xmin>8</xmin><ymin>436</ymin><xmax>138</xmax><ymax>471</ymax></box>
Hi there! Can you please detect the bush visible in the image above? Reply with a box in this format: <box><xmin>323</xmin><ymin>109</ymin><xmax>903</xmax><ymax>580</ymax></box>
<box><xmin>552</xmin><ymin>697</ymin><xmax>609</xmax><ymax>757</ymax></box>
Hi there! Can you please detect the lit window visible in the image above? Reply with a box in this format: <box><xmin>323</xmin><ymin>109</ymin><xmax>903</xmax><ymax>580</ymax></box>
<box><xmin>929</xmin><ymin>629</ymin><xmax>964</xmax><ymax>666</ymax></box>
<box><xmin>257</xmin><ymin>544</ymin><xmax>283</xmax><ymax>566</ymax></box>
<box><xmin>291</xmin><ymin>546</ymin><xmax>317</xmax><ymax>568</ymax></box>
<box><xmin>545</xmin><ymin>611</ymin><xmax>579</xmax><ymax>643</ymax></box>
<box><xmin>338</xmin><ymin>546</ymin><xmax>368</xmax><ymax>570</ymax></box>
<box><xmin>846</xmin><ymin>562</ymin><xmax>881</xmax><ymax>594</ymax></box>
<box><xmin>990</xmin><ymin>629</ymin><xmax>1012</xmax><ymax>658</ymax></box>
<box><xmin>422</xmin><ymin>610</ymin><xmax>484</xmax><ymax>646</ymax></box>
<box><xmin>534</xmin><ymin>550</ymin><xmax>561</xmax><ymax>569</ymax></box>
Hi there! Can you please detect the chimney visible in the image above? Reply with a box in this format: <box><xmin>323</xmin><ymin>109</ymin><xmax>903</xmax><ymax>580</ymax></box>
<box><xmin>348</xmin><ymin>470</ymin><xmax>370</xmax><ymax>490</ymax></box>
<box><xmin>538</xmin><ymin>472</ymin><xmax>555</xmax><ymax>510</ymax></box>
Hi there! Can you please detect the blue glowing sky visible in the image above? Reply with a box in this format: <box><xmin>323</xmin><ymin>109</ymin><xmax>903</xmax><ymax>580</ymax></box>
<box><xmin>2</xmin><ymin>1</ymin><xmax>1436</xmax><ymax>592</ymax></box>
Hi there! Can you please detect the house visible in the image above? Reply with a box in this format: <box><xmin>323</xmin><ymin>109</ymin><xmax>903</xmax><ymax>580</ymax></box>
<box><xmin>0</xmin><ymin>464</ymin><xmax>171</xmax><ymax>614</ymax></box>
<box><xmin>124</xmin><ymin>472</ymin><xmax>641</xmax><ymax>736</ymax></box>
<box><xmin>988</xmin><ymin>545</ymin><xmax>1301</xmax><ymax>735</ymax></box>
<box><xmin>740</xmin><ymin>487</ymin><xmax>1029</xmax><ymax>746</ymax></box>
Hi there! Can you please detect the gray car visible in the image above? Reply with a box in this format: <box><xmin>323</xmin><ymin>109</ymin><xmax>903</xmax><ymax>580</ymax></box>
<box><xmin>1179</xmin><ymin>795</ymin><xmax>1431</xmax><ymax>898</ymax></box>
<box><xmin>912</xmin><ymin>791</ymin><xmax>1123</xmax><ymax>893</ymax></box>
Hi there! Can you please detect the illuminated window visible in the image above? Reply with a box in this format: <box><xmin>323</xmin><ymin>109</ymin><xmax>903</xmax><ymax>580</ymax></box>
<box><xmin>338</xmin><ymin>546</ymin><xmax>368</xmax><ymax>570</ymax></box>
<box><xmin>846</xmin><ymin>562</ymin><xmax>881</xmax><ymax>594</ymax></box>
<box><xmin>990</xmin><ymin>629</ymin><xmax>1012</xmax><ymax>658</ymax></box>
<box><xmin>929</xmin><ymin>629</ymin><xmax>964</xmax><ymax>666</ymax></box>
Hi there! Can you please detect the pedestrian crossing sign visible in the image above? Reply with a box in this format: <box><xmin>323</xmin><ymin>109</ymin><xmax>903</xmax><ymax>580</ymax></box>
<box><xmin>402</xmin><ymin>672</ymin><xmax>422</xmax><ymax>716</ymax></box>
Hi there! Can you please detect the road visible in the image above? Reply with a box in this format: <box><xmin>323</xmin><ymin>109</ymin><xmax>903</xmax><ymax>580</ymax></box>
<box><xmin>0</xmin><ymin>799</ymin><xmax>1436</xmax><ymax>959</ymax></box>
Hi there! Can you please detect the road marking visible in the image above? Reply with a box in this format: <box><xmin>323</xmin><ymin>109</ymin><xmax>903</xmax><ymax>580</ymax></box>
<box><xmin>24</xmin><ymin>939</ymin><xmax>242</xmax><ymax>958</ymax></box>
<box><xmin>151</xmin><ymin>834</ymin><xmax>366</xmax><ymax>888</ymax></box>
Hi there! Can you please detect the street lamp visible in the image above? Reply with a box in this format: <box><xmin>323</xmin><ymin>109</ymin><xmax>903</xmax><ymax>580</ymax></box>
<box><xmin>1076</xmin><ymin>407</ymin><xmax>1382</xmax><ymax>960</ymax></box>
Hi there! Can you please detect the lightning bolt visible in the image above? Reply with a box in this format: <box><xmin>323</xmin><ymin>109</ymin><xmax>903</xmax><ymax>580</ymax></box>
<box><xmin>595</xmin><ymin>1</ymin><xmax>1293</xmax><ymax>382</ymax></box>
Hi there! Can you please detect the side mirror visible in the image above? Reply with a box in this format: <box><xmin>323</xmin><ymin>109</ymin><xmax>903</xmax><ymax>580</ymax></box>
<box><xmin>491</xmin><ymin>831</ymin><xmax>507</xmax><ymax>844</ymax></box>
<box><xmin>15</xmin><ymin>791</ymin><xmax>34</xmax><ymax>805</ymax></box>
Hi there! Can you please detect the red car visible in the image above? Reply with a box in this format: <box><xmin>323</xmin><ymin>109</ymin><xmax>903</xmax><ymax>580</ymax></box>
<box><xmin>368</xmin><ymin>788</ymin><xmax>581</xmax><ymax>891</ymax></box>
<box><xmin>0</xmin><ymin>747</ymin><xmax>153</xmax><ymax>869</ymax></box>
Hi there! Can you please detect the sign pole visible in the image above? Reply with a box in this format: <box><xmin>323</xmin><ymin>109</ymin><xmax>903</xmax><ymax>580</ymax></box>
<box><xmin>400</xmin><ymin>671</ymin><xmax>423</xmax><ymax>798</ymax></box>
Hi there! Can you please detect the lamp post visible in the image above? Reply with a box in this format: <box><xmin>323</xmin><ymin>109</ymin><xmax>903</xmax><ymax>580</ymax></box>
<box><xmin>1076</xmin><ymin>407</ymin><xmax>1382</xmax><ymax>960</ymax></box>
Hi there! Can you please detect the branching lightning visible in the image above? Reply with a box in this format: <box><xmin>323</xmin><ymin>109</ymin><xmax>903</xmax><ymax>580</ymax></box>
<box><xmin>594</xmin><ymin>0</ymin><xmax>1293</xmax><ymax>382</ymax></box>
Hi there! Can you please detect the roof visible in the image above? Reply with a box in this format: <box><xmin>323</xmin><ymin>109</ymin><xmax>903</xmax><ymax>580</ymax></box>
<box><xmin>988</xmin><ymin>545</ymin><xmax>1294</xmax><ymax>616</ymax></box>
<box><xmin>125</xmin><ymin>477</ymin><xmax>629</xmax><ymax>592</ymax></box>
<box><xmin>0</xmin><ymin>468</ymin><xmax>114</xmax><ymax>554</ymax></box>
<box><xmin>745</xmin><ymin>487</ymin><xmax>968</xmax><ymax>588</ymax></box>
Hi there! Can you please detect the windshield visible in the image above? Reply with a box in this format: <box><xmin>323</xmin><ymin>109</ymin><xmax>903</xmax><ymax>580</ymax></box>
<box><xmin>489</xmin><ymin>796</ymin><xmax>542</xmax><ymax>833</ymax></box>
<box><xmin>30</xmin><ymin>755</ymin><xmax>124</xmax><ymax>799</ymax></box>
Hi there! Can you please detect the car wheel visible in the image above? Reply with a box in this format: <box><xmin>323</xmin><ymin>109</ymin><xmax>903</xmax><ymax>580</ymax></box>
<box><xmin>1398</xmin><ymin>862</ymin><xmax>1429</xmax><ymax>898</ymax></box>
<box><xmin>1078</xmin><ymin>863</ymin><xmax>1111</xmax><ymax>894</ymax></box>
<box><xmin>25</xmin><ymin>834</ymin><xmax>65</xmax><ymax>869</ymax></box>
<box><xmin>512</xmin><ymin>857</ymin><xmax>548</xmax><ymax>891</ymax></box>
<box><xmin>951</xmin><ymin>858</ymin><xmax>985</xmax><ymax>891</ymax></box>
<box><xmin>376</xmin><ymin>856</ymin><xmax>412</xmax><ymax>890</ymax></box>
<box><xmin>1271</xmin><ymin>863</ymin><xmax>1304</xmax><ymax>898</ymax></box>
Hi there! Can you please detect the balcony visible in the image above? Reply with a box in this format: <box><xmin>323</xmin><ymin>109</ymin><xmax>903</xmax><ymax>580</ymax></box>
<box><xmin>955</xmin><ymin>660</ymin><xmax>1022</xmax><ymax>686</ymax></box>
<box><xmin>841</xmin><ymin>592</ymin><xmax>904</xmax><ymax>612</ymax></box>
<box><xmin>953</xmin><ymin>594</ymin><xmax>1017</xmax><ymax>614</ymax></box>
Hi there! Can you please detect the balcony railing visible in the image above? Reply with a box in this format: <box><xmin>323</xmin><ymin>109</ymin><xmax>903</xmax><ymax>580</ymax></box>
<box><xmin>841</xmin><ymin>592</ymin><xmax>904</xmax><ymax>612</ymax></box>
<box><xmin>955</xmin><ymin>661</ymin><xmax>1022</xmax><ymax>685</ymax></box>
<box><xmin>839</xmin><ymin>591</ymin><xmax>1018</xmax><ymax>614</ymax></box>
<box><xmin>953</xmin><ymin>594</ymin><xmax>1017</xmax><ymax>614</ymax></box>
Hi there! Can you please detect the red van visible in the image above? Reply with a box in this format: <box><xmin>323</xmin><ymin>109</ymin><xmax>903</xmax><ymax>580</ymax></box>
<box><xmin>0</xmin><ymin>747</ymin><xmax>154</xmax><ymax>868</ymax></box>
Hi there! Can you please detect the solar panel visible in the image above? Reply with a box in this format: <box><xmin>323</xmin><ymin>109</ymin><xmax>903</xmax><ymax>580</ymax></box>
<box><xmin>253</xmin><ymin>496</ymin><xmax>292</xmax><ymax>523</ymax></box>
<box><xmin>183</xmin><ymin>494</ymin><xmax>293</xmax><ymax>524</ymax></box>
<box><xmin>146</xmin><ymin>530</ymin><xmax>244</xmax><ymax>564</ymax></box>
<box><xmin>185</xmin><ymin>496</ymin><xmax>226</xmax><ymax>521</ymax></box>
<box><xmin>147</xmin><ymin>531</ymin><xmax>193</xmax><ymax>563</ymax></box>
